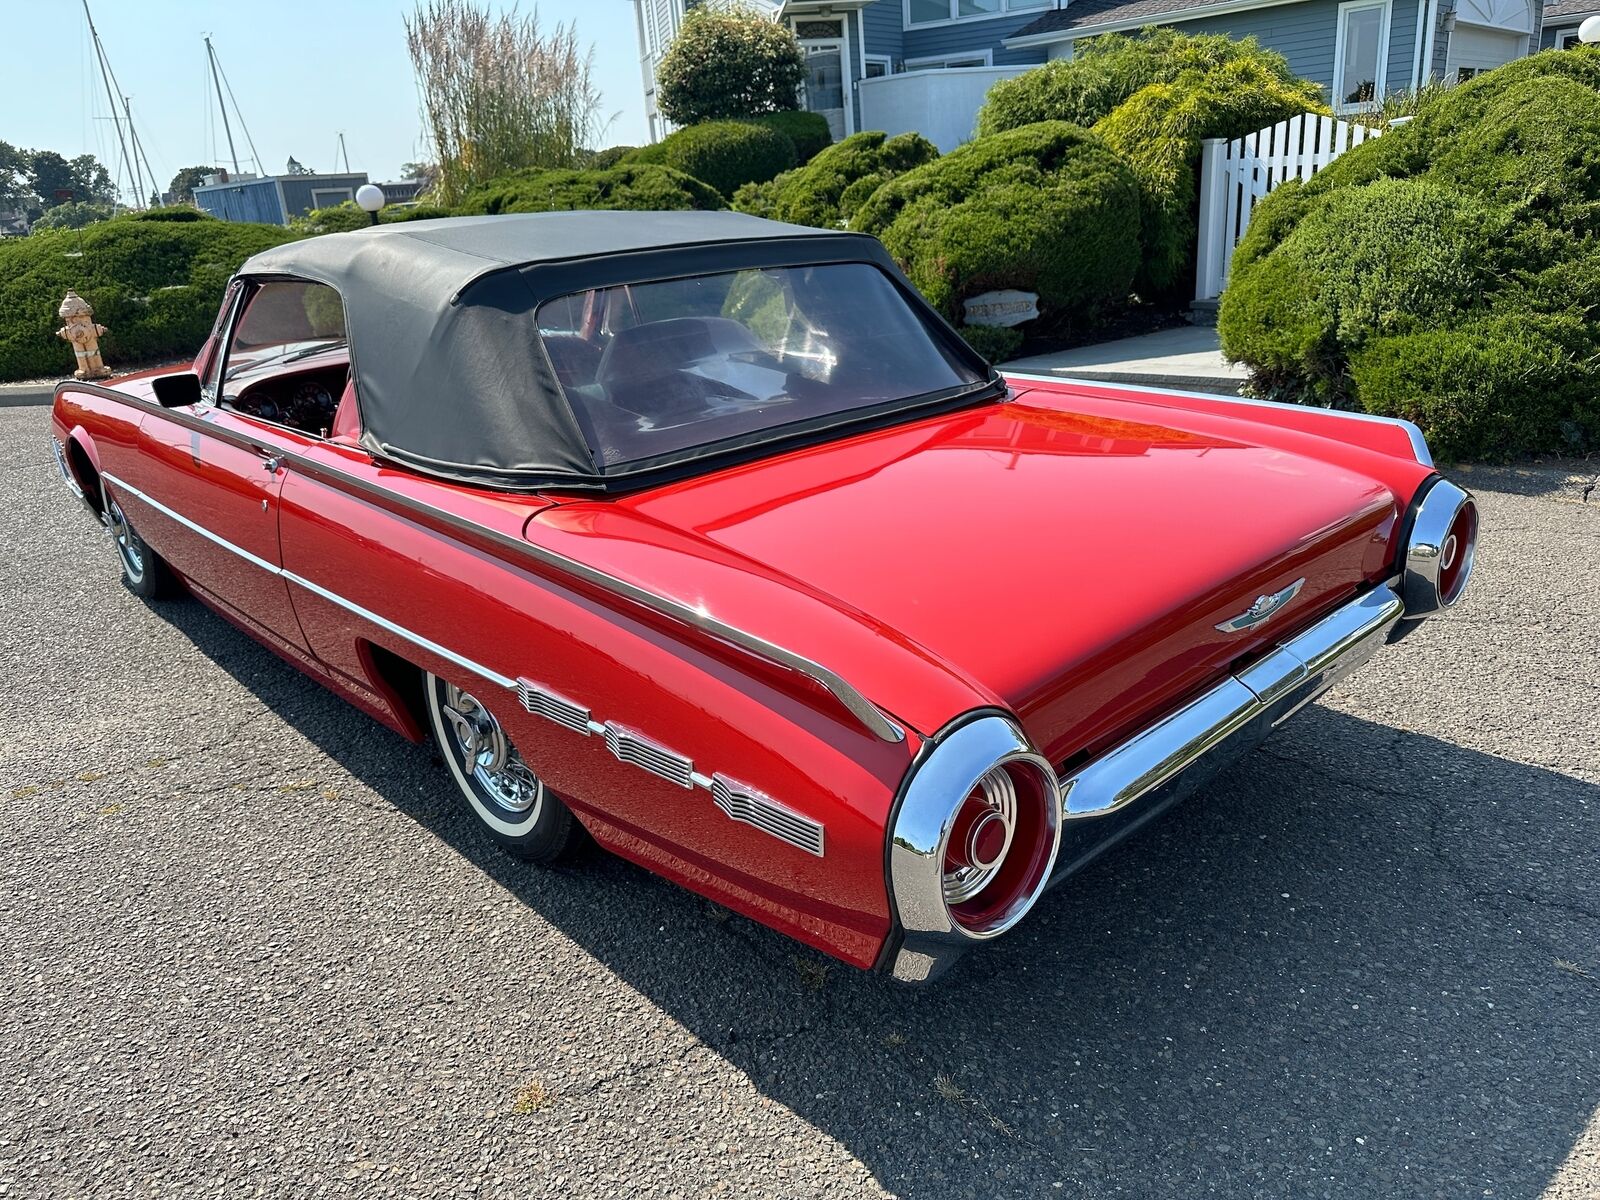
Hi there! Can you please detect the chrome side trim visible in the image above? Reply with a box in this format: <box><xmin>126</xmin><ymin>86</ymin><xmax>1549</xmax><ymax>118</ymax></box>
<box><xmin>1001</xmin><ymin>371</ymin><xmax>1434</xmax><ymax>467</ymax></box>
<box><xmin>98</xmin><ymin>468</ymin><xmax>827</xmax><ymax>851</ymax></box>
<box><xmin>603</xmin><ymin>722</ymin><xmax>696</xmax><ymax>789</ymax></box>
<box><xmin>1215</xmin><ymin>577</ymin><xmax>1305</xmax><ymax>633</ymax></box>
<box><xmin>1060</xmin><ymin>584</ymin><xmax>1404</xmax><ymax>821</ymax></box>
<box><xmin>58</xmin><ymin>380</ymin><xmax>904</xmax><ymax>745</ymax></box>
<box><xmin>516</xmin><ymin>677</ymin><xmax>593</xmax><ymax>735</ymax></box>
<box><xmin>711</xmin><ymin>774</ymin><xmax>825</xmax><ymax>857</ymax></box>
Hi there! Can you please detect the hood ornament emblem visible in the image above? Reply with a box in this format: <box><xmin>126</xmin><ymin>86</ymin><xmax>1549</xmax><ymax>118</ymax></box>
<box><xmin>1216</xmin><ymin>578</ymin><xmax>1306</xmax><ymax>633</ymax></box>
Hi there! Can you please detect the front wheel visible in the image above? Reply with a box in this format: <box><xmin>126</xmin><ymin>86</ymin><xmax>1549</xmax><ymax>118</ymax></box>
<box><xmin>105</xmin><ymin>492</ymin><xmax>177</xmax><ymax>599</ymax></box>
<box><xmin>424</xmin><ymin>672</ymin><xmax>582</xmax><ymax>863</ymax></box>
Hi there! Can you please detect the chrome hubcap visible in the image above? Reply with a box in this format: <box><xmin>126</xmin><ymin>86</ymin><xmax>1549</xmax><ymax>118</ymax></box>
<box><xmin>107</xmin><ymin>498</ymin><xmax>144</xmax><ymax>579</ymax></box>
<box><xmin>440</xmin><ymin>685</ymin><xmax>539</xmax><ymax>813</ymax></box>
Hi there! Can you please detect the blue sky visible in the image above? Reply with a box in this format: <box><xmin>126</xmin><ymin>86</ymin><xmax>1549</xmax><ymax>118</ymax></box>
<box><xmin>4</xmin><ymin>0</ymin><xmax>648</xmax><ymax>198</ymax></box>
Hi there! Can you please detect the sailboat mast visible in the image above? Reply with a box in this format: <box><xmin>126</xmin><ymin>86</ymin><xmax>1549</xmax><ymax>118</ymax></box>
<box><xmin>123</xmin><ymin>96</ymin><xmax>162</xmax><ymax>205</ymax></box>
<box><xmin>205</xmin><ymin>35</ymin><xmax>241</xmax><ymax>176</ymax></box>
<box><xmin>82</xmin><ymin>0</ymin><xmax>138</xmax><ymax>206</ymax></box>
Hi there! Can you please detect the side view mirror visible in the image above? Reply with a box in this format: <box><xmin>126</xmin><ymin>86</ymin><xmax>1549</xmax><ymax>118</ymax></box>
<box><xmin>151</xmin><ymin>372</ymin><xmax>203</xmax><ymax>409</ymax></box>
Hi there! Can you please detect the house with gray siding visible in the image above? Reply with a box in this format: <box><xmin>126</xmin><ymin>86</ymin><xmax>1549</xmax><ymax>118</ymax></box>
<box><xmin>1538</xmin><ymin>0</ymin><xmax>1599</xmax><ymax>46</ymax></box>
<box><xmin>634</xmin><ymin>0</ymin><xmax>1547</xmax><ymax>154</ymax></box>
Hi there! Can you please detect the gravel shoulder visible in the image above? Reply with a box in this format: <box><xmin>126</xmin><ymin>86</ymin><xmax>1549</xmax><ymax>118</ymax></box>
<box><xmin>3</xmin><ymin>406</ymin><xmax>1597</xmax><ymax>1199</ymax></box>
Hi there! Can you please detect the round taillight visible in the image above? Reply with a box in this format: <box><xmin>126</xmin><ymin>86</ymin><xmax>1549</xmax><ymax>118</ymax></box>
<box><xmin>1436</xmin><ymin>499</ymin><xmax>1477</xmax><ymax>607</ymax></box>
<box><xmin>1402</xmin><ymin>480</ymin><xmax>1478</xmax><ymax>616</ymax></box>
<box><xmin>940</xmin><ymin>758</ymin><xmax>1059</xmax><ymax>937</ymax></box>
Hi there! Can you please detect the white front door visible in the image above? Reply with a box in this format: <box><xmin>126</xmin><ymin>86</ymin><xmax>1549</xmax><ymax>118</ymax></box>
<box><xmin>802</xmin><ymin>40</ymin><xmax>849</xmax><ymax>141</ymax></box>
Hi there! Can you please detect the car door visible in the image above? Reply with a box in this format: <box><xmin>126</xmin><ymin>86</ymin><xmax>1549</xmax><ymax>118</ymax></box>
<box><xmin>125</xmin><ymin>279</ymin><xmax>346</xmax><ymax>654</ymax></box>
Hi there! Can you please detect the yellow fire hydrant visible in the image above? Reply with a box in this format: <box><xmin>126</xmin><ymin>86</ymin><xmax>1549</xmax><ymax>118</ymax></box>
<box><xmin>56</xmin><ymin>290</ymin><xmax>111</xmax><ymax>380</ymax></box>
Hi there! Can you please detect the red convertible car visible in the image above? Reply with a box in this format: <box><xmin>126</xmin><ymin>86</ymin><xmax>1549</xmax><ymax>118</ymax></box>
<box><xmin>50</xmin><ymin>212</ymin><xmax>1477</xmax><ymax>982</ymax></box>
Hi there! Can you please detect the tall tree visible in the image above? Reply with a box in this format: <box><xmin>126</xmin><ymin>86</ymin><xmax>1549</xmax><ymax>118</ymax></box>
<box><xmin>168</xmin><ymin>165</ymin><xmax>222</xmax><ymax>205</ymax></box>
<box><xmin>405</xmin><ymin>0</ymin><xmax>603</xmax><ymax>207</ymax></box>
<box><xmin>69</xmin><ymin>154</ymin><xmax>116</xmax><ymax>204</ymax></box>
<box><xmin>0</xmin><ymin>141</ymin><xmax>31</xmax><ymax>214</ymax></box>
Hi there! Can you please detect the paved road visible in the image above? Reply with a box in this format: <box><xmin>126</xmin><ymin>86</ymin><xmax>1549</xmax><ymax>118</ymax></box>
<box><xmin>3</xmin><ymin>404</ymin><xmax>1597</xmax><ymax>1199</ymax></box>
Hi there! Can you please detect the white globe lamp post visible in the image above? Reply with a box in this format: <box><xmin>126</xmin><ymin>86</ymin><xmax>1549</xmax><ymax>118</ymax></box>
<box><xmin>1580</xmin><ymin>14</ymin><xmax>1600</xmax><ymax>42</ymax></box>
<box><xmin>355</xmin><ymin>183</ymin><xmax>386</xmax><ymax>226</ymax></box>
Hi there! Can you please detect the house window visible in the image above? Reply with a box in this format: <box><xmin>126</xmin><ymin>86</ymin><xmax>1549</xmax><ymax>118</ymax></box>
<box><xmin>906</xmin><ymin>0</ymin><xmax>1051</xmax><ymax>25</ymax></box>
<box><xmin>905</xmin><ymin>50</ymin><xmax>994</xmax><ymax>69</ymax></box>
<box><xmin>1333</xmin><ymin>0</ymin><xmax>1391</xmax><ymax>109</ymax></box>
<box><xmin>864</xmin><ymin>55</ymin><xmax>892</xmax><ymax>78</ymax></box>
<box><xmin>1554</xmin><ymin>28</ymin><xmax>1582</xmax><ymax>49</ymax></box>
<box><xmin>1455</xmin><ymin>66</ymin><xmax>1479</xmax><ymax>81</ymax></box>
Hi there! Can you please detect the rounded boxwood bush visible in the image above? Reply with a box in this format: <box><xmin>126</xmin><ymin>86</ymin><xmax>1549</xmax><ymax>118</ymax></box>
<box><xmin>1350</xmin><ymin>311</ymin><xmax>1599</xmax><ymax>461</ymax></box>
<box><xmin>853</xmin><ymin>121</ymin><xmax>1141</xmax><ymax>326</ymax></box>
<box><xmin>740</xmin><ymin>111</ymin><xmax>832</xmax><ymax>163</ymax></box>
<box><xmin>628</xmin><ymin>120</ymin><xmax>797</xmax><ymax>198</ymax></box>
<box><xmin>1093</xmin><ymin>57</ymin><xmax>1324</xmax><ymax>296</ymax></box>
<box><xmin>455</xmin><ymin>163</ymin><xmax>724</xmax><ymax>215</ymax></box>
<box><xmin>654</xmin><ymin>6</ymin><xmax>805</xmax><ymax>127</ymax></box>
<box><xmin>958</xmin><ymin>324</ymin><xmax>1024</xmax><ymax>364</ymax></box>
<box><xmin>0</xmin><ymin>212</ymin><xmax>295</xmax><ymax>381</ymax></box>
<box><xmin>1220</xmin><ymin>48</ymin><xmax>1600</xmax><ymax>457</ymax></box>
<box><xmin>977</xmin><ymin>29</ymin><xmax>1313</xmax><ymax>137</ymax></box>
<box><xmin>734</xmin><ymin>130</ymin><xmax>939</xmax><ymax>228</ymax></box>
<box><xmin>1218</xmin><ymin>177</ymin><xmax>1490</xmax><ymax>401</ymax></box>
<box><xmin>587</xmin><ymin>145</ymin><xmax>638</xmax><ymax>170</ymax></box>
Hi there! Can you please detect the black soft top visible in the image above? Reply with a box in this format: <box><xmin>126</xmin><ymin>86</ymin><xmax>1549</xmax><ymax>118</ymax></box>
<box><xmin>238</xmin><ymin>211</ymin><xmax>993</xmax><ymax>490</ymax></box>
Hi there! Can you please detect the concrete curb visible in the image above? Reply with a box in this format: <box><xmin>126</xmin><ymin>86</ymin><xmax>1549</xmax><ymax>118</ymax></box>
<box><xmin>0</xmin><ymin>383</ymin><xmax>58</xmax><ymax>409</ymax></box>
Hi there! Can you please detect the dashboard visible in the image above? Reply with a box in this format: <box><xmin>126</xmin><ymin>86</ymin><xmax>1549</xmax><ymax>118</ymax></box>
<box><xmin>231</xmin><ymin>367</ymin><xmax>347</xmax><ymax>437</ymax></box>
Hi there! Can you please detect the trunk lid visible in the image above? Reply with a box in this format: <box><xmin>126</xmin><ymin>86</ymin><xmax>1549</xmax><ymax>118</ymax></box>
<box><xmin>550</xmin><ymin>393</ymin><xmax>1401</xmax><ymax>763</ymax></box>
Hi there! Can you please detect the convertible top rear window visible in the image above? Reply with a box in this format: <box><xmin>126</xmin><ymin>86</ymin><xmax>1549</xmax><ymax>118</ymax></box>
<box><xmin>535</xmin><ymin>263</ymin><xmax>985</xmax><ymax>470</ymax></box>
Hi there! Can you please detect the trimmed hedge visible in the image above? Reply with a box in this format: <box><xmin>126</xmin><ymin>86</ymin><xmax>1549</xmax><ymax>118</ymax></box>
<box><xmin>958</xmin><ymin>324</ymin><xmax>1024</xmax><ymax>363</ymax></box>
<box><xmin>1093</xmin><ymin>57</ymin><xmax>1325</xmax><ymax>295</ymax></box>
<box><xmin>0</xmin><ymin>212</ymin><xmax>295</xmax><ymax>381</ymax></box>
<box><xmin>853</xmin><ymin>122</ymin><xmax>1141</xmax><ymax>327</ymax></box>
<box><xmin>732</xmin><ymin>130</ymin><xmax>939</xmax><ymax>228</ymax></box>
<box><xmin>627</xmin><ymin>121</ymin><xmax>797</xmax><ymax>198</ymax></box>
<box><xmin>977</xmin><ymin>29</ymin><xmax>1311</xmax><ymax>136</ymax></box>
<box><xmin>740</xmin><ymin>111</ymin><xmax>832</xmax><ymax>164</ymax></box>
<box><xmin>291</xmin><ymin>201</ymin><xmax>454</xmax><ymax>234</ymax></box>
<box><xmin>1220</xmin><ymin>48</ymin><xmax>1600</xmax><ymax>458</ymax></box>
<box><xmin>455</xmin><ymin>163</ymin><xmax>724</xmax><ymax>215</ymax></box>
<box><xmin>586</xmin><ymin>145</ymin><xmax>638</xmax><ymax>170</ymax></box>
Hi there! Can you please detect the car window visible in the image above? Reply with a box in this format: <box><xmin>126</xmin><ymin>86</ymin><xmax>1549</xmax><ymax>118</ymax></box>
<box><xmin>535</xmin><ymin>262</ymin><xmax>984</xmax><ymax>469</ymax></box>
<box><xmin>219</xmin><ymin>279</ymin><xmax>349</xmax><ymax>437</ymax></box>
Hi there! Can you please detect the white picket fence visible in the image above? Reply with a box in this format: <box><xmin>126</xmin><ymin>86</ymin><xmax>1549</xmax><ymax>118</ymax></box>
<box><xmin>1194</xmin><ymin>113</ymin><xmax>1382</xmax><ymax>303</ymax></box>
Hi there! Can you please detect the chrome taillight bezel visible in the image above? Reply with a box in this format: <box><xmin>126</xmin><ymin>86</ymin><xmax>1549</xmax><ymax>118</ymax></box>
<box><xmin>888</xmin><ymin>714</ymin><xmax>1063</xmax><ymax>948</ymax></box>
<box><xmin>1402</xmin><ymin>479</ymin><xmax>1479</xmax><ymax>615</ymax></box>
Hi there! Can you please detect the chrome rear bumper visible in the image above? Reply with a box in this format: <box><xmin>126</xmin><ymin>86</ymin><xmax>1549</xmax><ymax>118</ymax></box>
<box><xmin>1046</xmin><ymin>582</ymin><xmax>1403</xmax><ymax>885</ymax></box>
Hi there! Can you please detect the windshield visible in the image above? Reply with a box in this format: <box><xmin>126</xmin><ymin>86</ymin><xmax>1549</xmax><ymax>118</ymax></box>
<box><xmin>535</xmin><ymin>262</ymin><xmax>986</xmax><ymax>470</ymax></box>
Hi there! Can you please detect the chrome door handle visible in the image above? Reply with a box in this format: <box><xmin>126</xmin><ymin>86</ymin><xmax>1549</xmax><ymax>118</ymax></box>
<box><xmin>261</xmin><ymin>455</ymin><xmax>283</xmax><ymax>474</ymax></box>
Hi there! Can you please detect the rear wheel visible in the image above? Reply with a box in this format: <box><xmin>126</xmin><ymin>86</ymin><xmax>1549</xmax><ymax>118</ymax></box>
<box><xmin>105</xmin><ymin>492</ymin><xmax>176</xmax><ymax>599</ymax></box>
<box><xmin>424</xmin><ymin>672</ymin><xmax>582</xmax><ymax>863</ymax></box>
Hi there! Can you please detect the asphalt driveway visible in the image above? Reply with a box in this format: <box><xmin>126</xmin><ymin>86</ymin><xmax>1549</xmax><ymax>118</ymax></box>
<box><xmin>3</xmin><ymin>403</ymin><xmax>1597</xmax><ymax>1199</ymax></box>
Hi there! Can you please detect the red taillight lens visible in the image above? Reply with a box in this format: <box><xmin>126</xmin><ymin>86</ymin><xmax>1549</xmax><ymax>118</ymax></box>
<box><xmin>1437</xmin><ymin>499</ymin><xmax>1477</xmax><ymax>606</ymax></box>
<box><xmin>941</xmin><ymin>760</ymin><xmax>1057</xmax><ymax>936</ymax></box>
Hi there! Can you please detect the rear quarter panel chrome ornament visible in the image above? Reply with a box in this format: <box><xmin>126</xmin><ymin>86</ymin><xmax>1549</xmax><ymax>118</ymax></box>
<box><xmin>1216</xmin><ymin>578</ymin><xmax>1306</xmax><ymax>633</ymax></box>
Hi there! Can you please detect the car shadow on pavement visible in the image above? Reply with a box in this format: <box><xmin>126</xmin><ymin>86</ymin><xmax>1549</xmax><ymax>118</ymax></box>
<box><xmin>157</xmin><ymin>597</ymin><xmax>1600</xmax><ymax>1200</ymax></box>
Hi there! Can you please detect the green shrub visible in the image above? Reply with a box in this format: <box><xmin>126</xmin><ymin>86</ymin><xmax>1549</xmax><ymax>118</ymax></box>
<box><xmin>958</xmin><ymin>324</ymin><xmax>1024</xmax><ymax>363</ymax></box>
<box><xmin>734</xmin><ymin>130</ymin><xmax>939</xmax><ymax>228</ymax></box>
<box><xmin>30</xmin><ymin>201</ymin><xmax>115</xmax><ymax>232</ymax></box>
<box><xmin>739</xmin><ymin>111</ymin><xmax>832</xmax><ymax>163</ymax></box>
<box><xmin>1093</xmin><ymin>57</ymin><xmax>1324</xmax><ymax>296</ymax></box>
<box><xmin>1349</xmin><ymin>312</ymin><xmax>1599</xmax><ymax>461</ymax></box>
<box><xmin>1219</xmin><ymin>48</ymin><xmax>1600</xmax><ymax>458</ymax></box>
<box><xmin>0</xmin><ymin>212</ymin><xmax>295</xmax><ymax>381</ymax></box>
<box><xmin>587</xmin><ymin>145</ymin><xmax>638</xmax><ymax>170</ymax></box>
<box><xmin>126</xmin><ymin>206</ymin><xmax>215</xmax><ymax>223</ymax></box>
<box><xmin>655</xmin><ymin>5</ymin><xmax>806</xmax><ymax>126</ymax></box>
<box><xmin>627</xmin><ymin>121</ymin><xmax>797</xmax><ymax>198</ymax></box>
<box><xmin>977</xmin><ymin>28</ymin><xmax>1312</xmax><ymax>136</ymax></box>
<box><xmin>455</xmin><ymin>163</ymin><xmax>724</xmax><ymax>214</ymax></box>
<box><xmin>853</xmin><ymin>122</ymin><xmax>1141</xmax><ymax>327</ymax></box>
<box><xmin>1219</xmin><ymin>177</ymin><xmax>1490</xmax><ymax>402</ymax></box>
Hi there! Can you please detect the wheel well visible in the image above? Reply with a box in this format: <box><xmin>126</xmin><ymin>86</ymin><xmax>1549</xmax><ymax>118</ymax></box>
<box><xmin>361</xmin><ymin>641</ymin><xmax>430</xmax><ymax>743</ymax></box>
<box><xmin>66</xmin><ymin>439</ymin><xmax>104</xmax><ymax>517</ymax></box>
